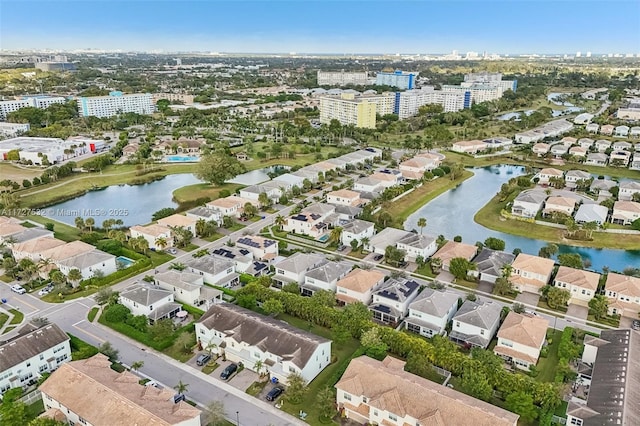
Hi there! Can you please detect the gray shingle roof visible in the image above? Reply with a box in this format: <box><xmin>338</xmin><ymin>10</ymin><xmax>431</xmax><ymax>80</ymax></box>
<box><xmin>120</xmin><ymin>285</ymin><xmax>172</xmax><ymax>306</ymax></box>
<box><xmin>397</xmin><ymin>233</ymin><xmax>436</xmax><ymax>249</ymax></box>
<box><xmin>473</xmin><ymin>249</ymin><xmax>515</xmax><ymax>277</ymax></box>
<box><xmin>274</xmin><ymin>252</ymin><xmax>327</xmax><ymax>275</ymax></box>
<box><xmin>0</xmin><ymin>324</ymin><xmax>69</xmax><ymax>371</ymax></box>
<box><xmin>409</xmin><ymin>288</ymin><xmax>459</xmax><ymax>317</ymax></box>
<box><xmin>575</xmin><ymin>204</ymin><xmax>609</xmax><ymax>223</ymax></box>
<box><xmin>453</xmin><ymin>300</ymin><xmax>501</xmax><ymax>330</ymax></box>
<box><xmin>341</xmin><ymin>219</ymin><xmax>374</xmax><ymax>235</ymax></box>
<box><xmin>10</xmin><ymin>228</ymin><xmax>53</xmax><ymax>243</ymax></box>
<box><xmin>514</xmin><ymin>190</ymin><xmax>547</xmax><ymax>204</ymax></box>
<box><xmin>197</xmin><ymin>303</ymin><xmax>330</xmax><ymax>369</ymax></box>
<box><xmin>155</xmin><ymin>270</ymin><xmax>203</xmax><ymax>291</ymax></box>
<box><xmin>187</xmin><ymin>255</ymin><xmax>235</xmax><ymax>275</ymax></box>
<box><xmin>305</xmin><ymin>261</ymin><xmax>352</xmax><ymax>283</ymax></box>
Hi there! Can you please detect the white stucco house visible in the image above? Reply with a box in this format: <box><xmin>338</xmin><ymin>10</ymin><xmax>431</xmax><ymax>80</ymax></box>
<box><xmin>335</xmin><ymin>268</ymin><xmax>386</xmax><ymax>305</ymax></box>
<box><xmin>449</xmin><ymin>299</ymin><xmax>502</xmax><ymax>349</ymax></box>
<box><xmin>340</xmin><ymin>219</ymin><xmax>375</xmax><ymax>248</ymax></box>
<box><xmin>118</xmin><ymin>285</ymin><xmax>181</xmax><ymax>323</ymax></box>
<box><xmin>494</xmin><ymin>312</ymin><xmax>549</xmax><ymax>370</ymax></box>
<box><xmin>553</xmin><ymin>266</ymin><xmax>600</xmax><ymax>306</ymax></box>
<box><xmin>405</xmin><ymin>289</ymin><xmax>459</xmax><ymax>338</ymax></box>
<box><xmin>369</xmin><ymin>278</ymin><xmax>420</xmax><ymax>326</ymax></box>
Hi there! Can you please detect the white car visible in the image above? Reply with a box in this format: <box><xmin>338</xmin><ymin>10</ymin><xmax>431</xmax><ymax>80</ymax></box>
<box><xmin>10</xmin><ymin>284</ymin><xmax>26</xmax><ymax>294</ymax></box>
<box><xmin>38</xmin><ymin>286</ymin><xmax>53</xmax><ymax>296</ymax></box>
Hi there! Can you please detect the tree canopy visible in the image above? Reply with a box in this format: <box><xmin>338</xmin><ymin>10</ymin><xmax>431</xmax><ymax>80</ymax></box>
<box><xmin>195</xmin><ymin>153</ymin><xmax>246</xmax><ymax>186</ymax></box>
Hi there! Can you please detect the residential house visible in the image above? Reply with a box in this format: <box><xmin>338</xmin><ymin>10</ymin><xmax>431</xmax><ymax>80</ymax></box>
<box><xmin>399</xmin><ymin>157</ymin><xmax>430</xmax><ymax>180</ymax></box>
<box><xmin>239</xmin><ymin>181</ymin><xmax>284</xmax><ymax>203</ymax></box>
<box><xmin>340</xmin><ymin>219</ymin><xmax>375</xmax><ymax>248</ymax></box>
<box><xmin>395</xmin><ymin>233</ymin><xmax>438</xmax><ymax>261</ymax></box>
<box><xmin>472</xmin><ymin>248</ymin><xmax>515</xmax><ymax>283</ymax></box>
<box><xmin>353</xmin><ymin>177</ymin><xmax>383</xmax><ymax>193</ymax></box>
<box><xmin>508</xmin><ymin>253</ymin><xmax>555</xmax><ymax>294</ymax></box>
<box><xmin>39</xmin><ymin>354</ymin><xmax>201</xmax><ymax>426</ymax></box>
<box><xmin>573</xmin><ymin>113</ymin><xmax>594</xmax><ymax>124</ymax></box>
<box><xmin>368</xmin><ymin>171</ymin><xmax>401</xmax><ymax>188</ymax></box>
<box><xmin>326</xmin><ymin>189</ymin><xmax>362</xmax><ymax>207</ymax></box>
<box><xmin>119</xmin><ymin>285</ymin><xmax>181</xmax><ymax>324</ymax></box>
<box><xmin>185</xmin><ymin>206</ymin><xmax>221</xmax><ymax>226</ymax></box>
<box><xmin>630</xmin><ymin>156</ymin><xmax>640</xmax><ymax>171</ymax></box>
<box><xmin>559</xmin><ymin>137</ymin><xmax>577</xmax><ymax>146</ymax></box>
<box><xmin>553</xmin><ymin>266</ymin><xmax>601</xmax><ymax>306</ymax></box>
<box><xmin>569</xmin><ymin>146</ymin><xmax>587</xmax><ymax>158</ymax></box>
<box><xmin>611</xmin><ymin>200</ymin><xmax>640</xmax><ymax>225</ymax></box>
<box><xmin>236</xmin><ymin>235</ymin><xmax>278</xmax><ymax>261</ymax></box>
<box><xmin>0</xmin><ymin>220</ymin><xmax>26</xmax><ymax>243</ymax></box>
<box><xmin>451</xmin><ymin>140</ymin><xmax>487</xmax><ymax>154</ymax></box>
<box><xmin>590</xmin><ymin>179</ymin><xmax>617</xmax><ymax>198</ymax></box>
<box><xmin>565</xmin><ymin>170</ymin><xmax>591</xmax><ymax>188</ymax></box>
<box><xmin>585</xmin><ymin>123</ymin><xmax>599</xmax><ymax>133</ymax></box>
<box><xmin>585</xmin><ymin>153</ymin><xmax>608</xmax><ymax>166</ymax></box>
<box><xmin>449</xmin><ymin>299</ymin><xmax>502</xmax><ymax>349</ymax></box>
<box><xmin>333</xmin><ymin>204</ymin><xmax>363</xmax><ymax>221</ymax></box>
<box><xmin>600</xmin><ymin>124</ymin><xmax>614</xmax><ymax>135</ymax></box>
<box><xmin>10</xmin><ymin>237</ymin><xmax>65</xmax><ymax>261</ymax></box>
<box><xmin>130</xmin><ymin>223</ymin><xmax>174</xmax><ymax>250</ymax></box>
<box><xmin>365</xmin><ymin>227</ymin><xmax>413</xmax><ymax>254</ymax></box>
<box><xmin>9</xmin><ymin>227</ymin><xmax>54</xmax><ymax>245</ymax></box>
<box><xmin>55</xmin><ymin>249</ymin><xmax>117</xmax><ymax>279</ymax></box>
<box><xmin>206</xmin><ymin>196</ymin><xmax>256</xmax><ymax>218</ymax></box>
<box><xmin>609</xmin><ymin>150</ymin><xmax>632</xmax><ymax>166</ymax></box>
<box><xmin>605</xmin><ymin>273</ymin><xmax>640</xmax><ymax>318</ymax></box>
<box><xmin>335</xmin><ymin>356</ymin><xmax>519</xmax><ymax>426</ymax></box>
<box><xmin>273</xmin><ymin>173</ymin><xmax>305</xmax><ymax>190</ymax></box>
<box><xmin>336</xmin><ymin>268</ymin><xmax>386</xmax><ymax>305</ymax></box>
<box><xmin>155</xmin><ymin>270</ymin><xmax>222</xmax><ymax>309</ymax></box>
<box><xmin>543</xmin><ymin>196</ymin><xmax>577</xmax><ymax>217</ymax></box>
<box><xmin>631</xmin><ymin>126</ymin><xmax>640</xmax><ymax>138</ymax></box>
<box><xmin>415</xmin><ymin>152</ymin><xmax>444</xmax><ymax>169</ymax></box>
<box><xmin>612</xmin><ymin>141</ymin><xmax>632</xmax><ymax>151</ymax></box>
<box><xmin>186</xmin><ymin>255</ymin><xmax>239</xmax><ymax>288</ymax></box>
<box><xmin>369</xmin><ymin>278</ymin><xmax>420</xmax><ymax>326</ymax></box>
<box><xmin>550</xmin><ymin>143</ymin><xmax>569</xmax><ymax>157</ymax></box>
<box><xmin>511</xmin><ymin>190</ymin><xmax>547</xmax><ymax>218</ymax></box>
<box><xmin>301</xmin><ymin>261</ymin><xmax>352</xmax><ymax>296</ymax></box>
<box><xmin>494</xmin><ymin>312</ymin><xmax>549</xmax><ymax>370</ymax></box>
<box><xmin>405</xmin><ymin>289</ymin><xmax>459</xmax><ymax>338</ymax></box>
<box><xmin>283</xmin><ymin>203</ymin><xmax>335</xmax><ymax>238</ymax></box>
<box><xmin>615</xmin><ymin>125</ymin><xmax>630</xmax><ymax>137</ymax></box>
<box><xmin>595</xmin><ymin>139</ymin><xmax>612</xmax><ymax>152</ymax></box>
<box><xmin>431</xmin><ymin>240</ymin><xmax>478</xmax><ymax>272</ymax></box>
<box><xmin>619</xmin><ymin>181</ymin><xmax>640</xmax><ymax>201</ymax></box>
<box><xmin>195</xmin><ymin>303</ymin><xmax>331</xmax><ymax>384</ymax></box>
<box><xmin>537</xmin><ymin>168</ymin><xmax>564</xmax><ymax>185</ymax></box>
<box><xmin>532</xmin><ymin>143</ymin><xmax>550</xmax><ymax>156</ymax></box>
<box><xmin>566</xmin><ymin>329</ymin><xmax>639</xmax><ymax>426</ymax></box>
<box><xmin>272</xmin><ymin>252</ymin><xmax>327</xmax><ymax>289</ymax></box>
<box><xmin>575</xmin><ymin>204</ymin><xmax>608</xmax><ymax>225</ymax></box>
<box><xmin>0</xmin><ymin>324</ymin><xmax>71</xmax><ymax>395</ymax></box>
<box><xmin>577</xmin><ymin>138</ymin><xmax>595</xmax><ymax>149</ymax></box>
<box><xmin>157</xmin><ymin>214</ymin><xmax>197</xmax><ymax>235</ymax></box>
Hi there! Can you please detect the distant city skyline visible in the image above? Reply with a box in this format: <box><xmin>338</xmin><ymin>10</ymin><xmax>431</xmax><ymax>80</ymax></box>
<box><xmin>1</xmin><ymin>1</ymin><xmax>639</xmax><ymax>54</ymax></box>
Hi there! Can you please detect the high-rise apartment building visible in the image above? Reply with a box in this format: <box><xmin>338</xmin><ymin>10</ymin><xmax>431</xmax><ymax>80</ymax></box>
<box><xmin>317</xmin><ymin>70</ymin><xmax>369</xmax><ymax>87</ymax></box>
<box><xmin>0</xmin><ymin>95</ymin><xmax>66</xmax><ymax>120</ymax></box>
<box><xmin>375</xmin><ymin>70</ymin><xmax>418</xmax><ymax>89</ymax></box>
<box><xmin>319</xmin><ymin>93</ymin><xmax>395</xmax><ymax>128</ymax></box>
<box><xmin>395</xmin><ymin>88</ymin><xmax>467</xmax><ymax>118</ymax></box>
<box><xmin>77</xmin><ymin>91</ymin><xmax>154</xmax><ymax>118</ymax></box>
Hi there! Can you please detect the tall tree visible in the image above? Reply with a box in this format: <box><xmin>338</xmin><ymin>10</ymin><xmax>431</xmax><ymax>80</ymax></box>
<box><xmin>195</xmin><ymin>153</ymin><xmax>245</xmax><ymax>186</ymax></box>
<box><xmin>67</xmin><ymin>268</ymin><xmax>83</xmax><ymax>288</ymax></box>
<box><xmin>316</xmin><ymin>387</ymin><xmax>337</xmax><ymax>421</ymax></box>
<box><xmin>588</xmin><ymin>295</ymin><xmax>609</xmax><ymax>320</ymax></box>
<box><xmin>285</xmin><ymin>373</ymin><xmax>307</xmax><ymax>404</ymax></box>
<box><xmin>174</xmin><ymin>380</ymin><xmax>189</xmax><ymax>395</ymax></box>
<box><xmin>417</xmin><ymin>217</ymin><xmax>427</xmax><ymax>235</ymax></box>
<box><xmin>505</xmin><ymin>391</ymin><xmax>538</xmax><ymax>423</ymax></box>
<box><xmin>203</xmin><ymin>400</ymin><xmax>227</xmax><ymax>426</ymax></box>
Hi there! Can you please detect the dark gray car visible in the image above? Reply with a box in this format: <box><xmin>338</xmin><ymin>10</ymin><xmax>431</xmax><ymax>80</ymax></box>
<box><xmin>220</xmin><ymin>363</ymin><xmax>238</xmax><ymax>380</ymax></box>
<box><xmin>196</xmin><ymin>353</ymin><xmax>211</xmax><ymax>366</ymax></box>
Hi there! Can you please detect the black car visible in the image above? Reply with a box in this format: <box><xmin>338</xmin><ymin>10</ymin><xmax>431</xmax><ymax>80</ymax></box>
<box><xmin>266</xmin><ymin>386</ymin><xmax>284</xmax><ymax>401</ymax></box>
<box><xmin>220</xmin><ymin>363</ymin><xmax>238</xmax><ymax>380</ymax></box>
<box><xmin>632</xmin><ymin>320</ymin><xmax>640</xmax><ymax>331</ymax></box>
<box><xmin>373</xmin><ymin>254</ymin><xmax>383</xmax><ymax>261</ymax></box>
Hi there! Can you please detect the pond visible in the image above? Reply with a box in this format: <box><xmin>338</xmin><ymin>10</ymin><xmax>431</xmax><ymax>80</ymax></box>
<box><xmin>404</xmin><ymin>165</ymin><xmax>640</xmax><ymax>273</ymax></box>
<box><xmin>226</xmin><ymin>165</ymin><xmax>290</xmax><ymax>185</ymax></box>
<box><xmin>41</xmin><ymin>174</ymin><xmax>202</xmax><ymax>227</ymax></box>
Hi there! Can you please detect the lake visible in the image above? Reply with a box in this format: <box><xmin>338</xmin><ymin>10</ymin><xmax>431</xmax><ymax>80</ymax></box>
<box><xmin>404</xmin><ymin>165</ymin><xmax>640</xmax><ymax>273</ymax></box>
<box><xmin>41</xmin><ymin>174</ymin><xmax>202</xmax><ymax>227</ymax></box>
<box><xmin>226</xmin><ymin>165</ymin><xmax>290</xmax><ymax>185</ymax></box>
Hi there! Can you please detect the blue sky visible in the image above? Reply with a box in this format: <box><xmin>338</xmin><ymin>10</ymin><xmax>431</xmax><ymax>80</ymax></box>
<box><xmin>1</xmin><ymin>1</ymin><xmax>639</xmax><ymax>53</ymax></box>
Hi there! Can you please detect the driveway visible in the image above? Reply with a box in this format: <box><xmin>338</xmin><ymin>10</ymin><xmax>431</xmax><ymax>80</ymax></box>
<box><xmin>515</xmin><ymin>291</ymin><xmax>540</xmax><ymax>307</ymax></box>
<box><xmin>477</xmin><ymin>280</ymin><xmax>494</xmax><ymax>294</ymax></box>
<box><xmin>230</xmin><ymin>369</ymin><xmax>259</xmax><ymax>392</ymax></box>
<box><xmin>566</xmin><ymin>304</ymin><xmax>589</xmax><ymax>322</ymax></box>
<box><xmin>436</xmin><ymin>271</ymin><xmax>455</xmax><ymax>284</ymax></box>
<box><xmin>258</xmin><ymin>381</ymin><xmax>286</xmax><ymax>405</ymax></box>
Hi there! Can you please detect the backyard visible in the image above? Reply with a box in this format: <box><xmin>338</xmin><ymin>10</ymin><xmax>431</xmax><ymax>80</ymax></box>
<box><xmin>535</xmin><ymin>329</ymin><xmax>562</xmax><ymax>383</ymax></box>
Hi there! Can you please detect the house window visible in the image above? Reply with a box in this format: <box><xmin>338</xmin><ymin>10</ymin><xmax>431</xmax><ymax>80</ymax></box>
<box><xmin>288</xmin><ymin>366</ymin><xmax>295</xmax><ymax>373</ymax></box>
<box><xmin>373</xmin><ymin>410</ymin><xmax>378</xmax><ymax>416</ymax></box>
<box><xmin>39</xmin><ymin>354</ymin><xmax>44</xmax><ymax>360</ymax></box>
<box><xmin>570</xmin><ymin>418</ymin><xmax>583</xmax><ymax>426</ymax></box>
<box><xmin>388</xmin><ymin>413</ymin><xmax>397</xmax><ymax>421</ymax></box>
<box><xmin>343</xmin><ymin>392</ymin><xmax>351</xmax><ymax>401</ymax></box>
<box><xmin>480</xmin><ymin>329</ymin><xmax>485</xmax><ymax>335</ymax></box>
<box><xmin>79</xmin><ymin>417</ymin><xmax>87</xmax><ymax>425</ymax></box>
<box><xmin>455</xmin><ymin>322</ymin><xmax>460</xmax><ymax>328</ymax></box>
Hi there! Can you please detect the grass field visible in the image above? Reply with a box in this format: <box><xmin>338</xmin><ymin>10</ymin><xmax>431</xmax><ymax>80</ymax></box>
<box><xmin>474</xmin><ymin>193</ymin><xmax>640</xmax><ymax>250</ymax></box>
<box><xmin>172</xmin><ymin>182</ymin><xmax>244</xmax><ymax>204</ymax></box>
<box><xmin>87</xmin><ymin>307</ymin><xmax>99</xmax><ymax>322</ymax></box>
<box><xmin>0</xmin><ymin>312</ymin><xmax>8</xmax><ymax>329</ymax></box>
<box><xmin>0</xmin><ymin>163</ymin><xmax>44</xmax><ymax>182</ymax></box>
<box><xmin>536</xmin><ymin>329</ymin><xmax>561</xmax><ymax>383</ymax></box>
<box><xmin>8</xmin><ymin>308</ymin><xmax>24</xmax><ymax>325</ymax></box>
<box><xmin>26</xmin><ymin>215</ymin><xmax>81</xmax><ymax>242</ymax></box>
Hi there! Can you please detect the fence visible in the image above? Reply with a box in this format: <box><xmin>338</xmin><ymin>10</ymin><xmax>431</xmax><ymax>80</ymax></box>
<box><xmin>286</xmin><ymin>234</ymin><xmax>330</xmax><ymax>249</ymax></box>
<box><xmin>18</xmin><ymin>389</ymin><xmax>41</xmax><ymax>405</ymax></box>
<box><xmin>551</xmin><ymin>415</ymin><xmax>567</xmax><ymax>424</ymax></box>
<box><xmin>433</xmin><ymin>366</ymin><xmax>452</xmax><ymax>386</ymax></box>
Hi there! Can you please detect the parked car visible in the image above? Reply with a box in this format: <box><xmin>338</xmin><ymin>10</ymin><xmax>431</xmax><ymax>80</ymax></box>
<box><xmin>196</xmin><ymin>353</ymin><xmax>211</xmax><ymax>366</ymax></box>
<box><xmin>220</xmin><ymin>363</ymin><xmax>238</xmax><ymax>380</ymax></box>
<box><xmin>10</xmin><ymin>284</ymin><xmax>26</xmax><ymax>294</ymax></box>
<box><xmin>167</xmin><ymin>248</ymin><xmax>177</xmax><ymax>254</ymax></box>
<box><xmin>266</xmin><ymin>386</ymin><xmax>284</xmax><ymax>401</ymax></box>
<box><xmin>38</xmin><ymin>285</ymin><xmax>53</xmax><ymax>296</ymax></box>
<box><xmin>337</xmin><ymin>245</ymin><xmax>347</xmax><ymax>251</ymax></box>
<box><xmin>632</xmin><ymin>320</ymin><xmax>640</xmax><ymax>331</ymax></box>
<box><xmin>373</xmin><ymin>254</ymin><xmax>383</xmax><ymax>261</ymax></box>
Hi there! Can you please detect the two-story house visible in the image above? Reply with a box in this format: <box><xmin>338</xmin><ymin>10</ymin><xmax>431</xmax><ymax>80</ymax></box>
<box><xmin>211</xmin><ymin>247</ymin><xmax>267</xmax><ymax>277</ymax></box>
<box><xmin>272</xmin><ymin>252</ymin><xmax>327</xmax><ymax>289</ymax></box>
<box><xmin>157</xmin><ymin>214</ymin><xmax>198</xmax><ymax>235</ymax></box>
<box><xmin>471</xmin><ymin>248</ymin><xmax>515</xmax><ymax>283</ymax></box>
<box><xmin>511</xmin><ymin>190</ymin><xmax>547</xmax><ymax>218</ymax></box>
<box><xmin>186</xmin><ymin>206</ymin><xmax>222</xmax><ymax>226</ymax></box>
<box><xmin>590</xmin><ymin>179</ymin><xmax>618</xmax><ymax>198</ymax></box>
<box><xmin>565</xmin><ymin>170</ymin><xmax>591</xmax><ymax>189</ymax></box>
<box><xmin>432</xmin><ymin>240</ymin><xmax>478</xmax><ymax>272</ymax></box>
<box><xmin>405</xmin><ymin>289</ymin><xmax>459</xmax><ymax>338</ymax></box>
<box><xmin>508</xmin><ymin>253</ymin><xmax>555</xmax><ymax>294</ymax></box>
<box><xmin>195</xmin><ymin>303</ymin><xmax>332</xmax><ymax>384</ymax></box>
<box><xmin>537</xmin><ymin>168</ymin><xmax>564</xmax><ymax>185</ymax></box>
<box><xmin>0</xmin><ymin>323</ymin><xmax>71</xmax><ymax>395</ymax></box>
<box><xmin>574</xmin><ymin>204</ymin><xmax>609</xmax><ymax>225</ymax></box>
<box><xmin>336</xmin><ymin>356</ymin><xmax>519</xmax><ymax>426</ymax></box>
<box><xmin>553</xmin><ymin>266</ymin><xmax>601</xmax><ymax>306</ymax></box>
<box><xmin>543</xmin><ymin>196</ymin><xmax>577</xmax><ymax>217</ymax></box>
<box><xmin>365</xmin><ymin>228</ymin><xmax>413</xmax><ymax>254</ymax></box>
<box><xmin>396</xmin><ymin>233</ymin><xmax>438</xmax><ymax>261</ymax></box>
<box><xmin>39</xmin><ymin>354</ymin><xmax>201</xmax><ymax>426</ymax></box>
<box><xmin>611</xmin><ymin>200</ymin><xmax>640</xmax><ymax>225</ymax></box>
<box><xmin>118</xmin><ymin>285</ymin><xmax>181</xmax><ymax>324</ymax></box>
<box><xmin>239</xmin><ymin>181</ymin><xmax>284</xmax><ymax>204</ymax></box>
<box><xmin>494</xmin><ymin>312</ymin><xmax>549</xmax><ymax>371</ymax></box>
<box><xmin>326</xmin><ymin>189</ymin><xmax>362</xmax><ymax>207</ymax></box>
<box><xmin>340</xmin><ymin>219</ymin><xmax>375</xmax><ymax>248</ymax></box>
<box><xmin>532</xmin><ymin>143</ymin><xmax>550</xmax><ymax>156</ymax></box>
<box><xmin>577</xmin><ymin>138</ymin><xmax>594</xmax><ymax>149</ymax></box>
<box><xmin>283</xmin><ymin>203</ymin><xmax>336</xmax><ymax>238</ymax></box>
<box><xmin>186</xmin><ymin>255</ymin><xmax>239</xmax><ymax>288</ymax></box>
<box><xmin>336</xmin><ymin>268</ymin><xmax>386</xmax><ymax>305</ymax></box>
<box><xmin>605</xmin><ymin>272</ymin><xmax>640</xmax><ymax>318</ymax></box>
<box><xmin>369</xmin><ymin>278</ymin><xmax>420</xmax><ymax>326</ymax></box>
<box><xmin>206</xmin><ymin>196</ymin><xmax>256</xmax><ymax>219</ymax></box>
<box><xmin>595</xmin><ymin>138</ymin><xmax>612</xmax><ymax>150</ymax></box>
<box><xmin>10</xmin><ymin>237</ymin><xmax>65</xmax><ymax>262</ymax></box>
<box><xmin>130</xmin><ymin>223</ymin><xmax>174</xmax><ymax>250</ymax></box>
<box><xmin>619</xmin><ymin>181</ymin><xmax>640</xmax><ymax>201</ymax></box>
<box><xmin>301</xmin><ymin>261</ymin><xmax>352</xmax><ymax>296</ymax></box>
<box><xmin>585</xmin><ymin>153</ymin><xmax>608</xmax><ymax>166</ymax></box>
<box><xmin>236</xmin><ymin>235</ymin><xmax>279</xmax><ymax>261</ymax></box>
<box><xmin>449</xmin><ymin>300</ymin><xmax>502</xmax><ymax>349</ymax></box>
<box><xmin>155</xmin><ymin>270</ymin><xmax>222</xmax><ymax>309</ymax></box>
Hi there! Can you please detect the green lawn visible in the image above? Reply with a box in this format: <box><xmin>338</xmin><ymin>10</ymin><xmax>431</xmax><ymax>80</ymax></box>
<box><xmin>26</xmin><ymin>215</ymin><xmax>81</xmax><ymax>242</ymax></box>
<box><xmin>246</xmin><ymin>380</ymin><xmax>268</xmax><ymax>396</ymax></box>
<box><xmin>8</xmin><ymin>308</ymin><xmax>24</xmax><ymax>325</ymax></box>
<box><xmin>0</xmin><ymin>275</ymin><xmax>12</xmax><ymax>283</ymax></box>
<box><xmin>172</xmin><ymin>182</ymin><xmax>244</xmax><ymax>204</ymax></box>
<box><xmin>202</xmin><ymin>232</ymin><xmax>224</xmax><ymax>242</ymax></box>
<box><xmin>201</xmin><ymin>361</ymin><xmax>220</xmax><ymax>375</ymax></box>
<box><xmin>87</xmin><ymin>307</ymin><xmax>99</xmax><ymax>322</ymax></box>
<box><xmin>25</xmin><ymin>399</ymin><xmax>45</xmax><ymax>421</ymax></box>
<box><xmin>162</xmin><ymin>330</ymin><xmax>197</xmax><ymax>362</ymax></box>
<box><xmin>535</xmin><ymin>329</ymin><xmax>562</xmax><ymax>383</ymax></box>
<box><xmin>2</xmin><ymin>326</ymin><xmax>16</xmax><ymax>334</ymax></box>
<box><xmin>0</xmin><ymin>313</ymin><xmax>9</xmax><ymax>328</ymax></box>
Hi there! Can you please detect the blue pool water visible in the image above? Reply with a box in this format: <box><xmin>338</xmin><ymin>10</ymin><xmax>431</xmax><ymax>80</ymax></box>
<box><xmin>318</xmin><ymin>235</ymin><xmax>329</xmax><ymax>242</ymax></box>
<box><xmin>167</xmin><ymin>155</ymin><xmax>199</xmax><ymax>162</ymax></box>
<box><xmin>116</xmin><ymin>256</ymin><xmax>135</xmax><ymax>268</ymax></box>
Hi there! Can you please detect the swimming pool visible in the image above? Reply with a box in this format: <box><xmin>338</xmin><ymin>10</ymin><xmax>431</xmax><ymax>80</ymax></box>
<box><xmin>116</xmin><ymin>256</ymin><xmax>135</xmax><ymax>268</ymax></box>
<box><xmin>166</xmin><ymin>156</ymin><xmax>199</xmax><ymax>162</ymax></box>
<box><xmin>317</xmin><ymin>234</ymin><xmax>329</xmax><ymax>242</ymax></box>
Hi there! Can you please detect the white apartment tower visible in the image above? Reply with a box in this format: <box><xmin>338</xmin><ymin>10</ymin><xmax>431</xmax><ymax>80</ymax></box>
<box><xmin>77</xmin><ymin>91</ymin><xmax>154</xmax><ymax>118</ymax></box>
<box><xmin>317</xmin><ymin>70</ymin><xmax>369</xmax><ymax>87</ymax></box>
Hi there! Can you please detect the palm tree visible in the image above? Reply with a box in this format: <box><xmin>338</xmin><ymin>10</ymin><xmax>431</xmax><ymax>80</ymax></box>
<box><xmin>203</xmin><ymin>400</ymin><xmax>227</xmax><ymax>426</ymax></box>
<box><xmin>430</xmin><ymin>257</ymin><xmax>443</xmax><ymax>274</ymax></box>
<box><xmin>74</xmin><ymin>216</ymin><xmax>85</xmax><ymax>232</ymax></box>
<box><xmin>174</xmin><ymin>380</ymin><xmax>189</xmax><ymax>395</ymax></box>
<box><xmin>18</xmin><ymin>258</ymin><xmax>37</xmax><ymax>289</ymax></box>
<box><xmin>258</xmin><ymin>192</ymin><xmax>270</xmax><ymax>209</ymax></box>
<box><xmin>195</xmin><ymin>219</ymin><xmax>207</xmax><ymax>237</ymax></box>
<box><xmin>49</xmin><ymin>270</ymin><xmax>67</xmax><ymax>288</ymax></box>
<box><xmin>583</xmin><ymin>221</ymin><xmax>598</xmax><ymax>239</ymax></box>
<box><xmin>377</xmin><ymin>211</ymin><xmax>393</xmax><ymax>228</ymax></box>
<box><xmin>501</xmin><ymin>264</ymin><xmax>513</xmax><ymax>279</ymax></box>
<box><xmin>85</xmin><ymin>217</ymin><xmax>95</xmax><ymax>232</ymax></box>
<box><xmin>254</xmin><ymin>360</ymin><xmax>264</xmax><ymax>378</ymax></box>
<box><xmin>130</xmin><ymin>361</ymin><xmax>144</xmax><ymax>371</ymax></box>
<box><xmin>67</xmin><ymin>268</ymin><xmax>83</xmax><ymax>288</ymax></box>
<box><xmin>360</xmin><ymin>237</ymin><xmax>370</xmax><ymax>253</ymax></box>
<box><xmin>36</xmin><ymin>257</ymin><xmax>53</xmax><ymax>281</ymax></box>
<box><xmin>274</xmin><ymin>214</ymin><xmax>285</xmax><ymax>230</ymax></box>
<box><xmin>417</xmin><ymin>217</ymin><xmax>427</xmax><ymax>235</ymax></box>
<box><xmin>155</xmin><ymin>237</ymin><xmax>168</xmax><ymax>251</ymax></box>
<box><xmin>329</xmin><ymin>227</ymin><xmax>343</xmax><ymax>245</ymax></box>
